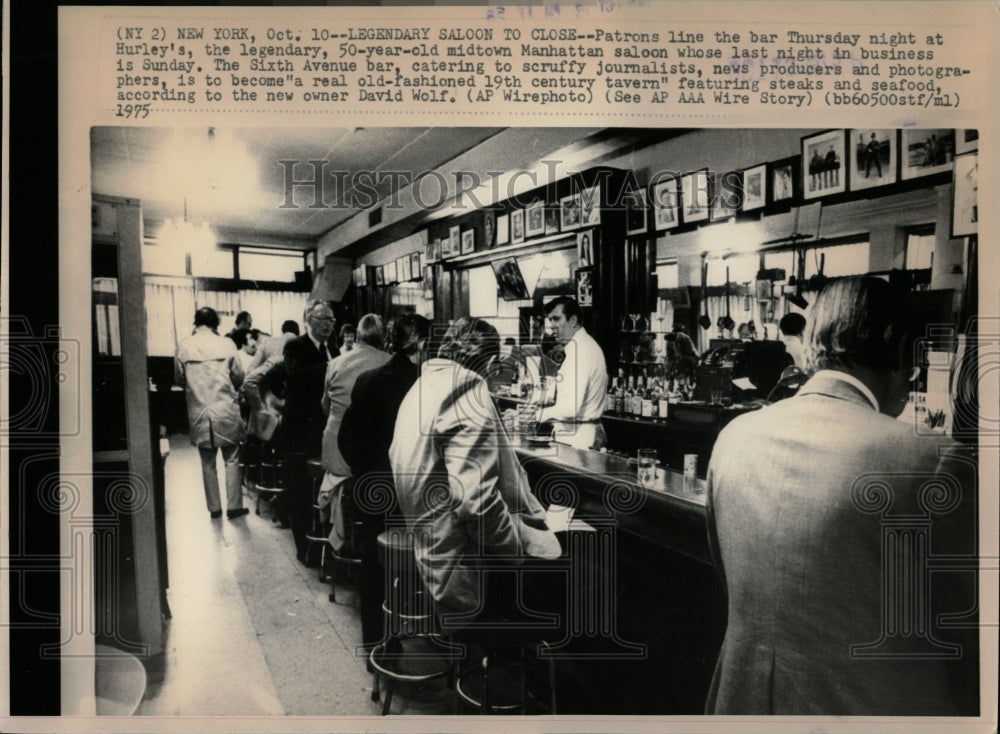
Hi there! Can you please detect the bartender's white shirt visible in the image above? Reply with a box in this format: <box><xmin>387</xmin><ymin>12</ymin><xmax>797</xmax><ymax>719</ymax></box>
<box><xmin>538</xmin><ymin>326</ymin><xmax>608</xmax><ymax>449</ymax></box>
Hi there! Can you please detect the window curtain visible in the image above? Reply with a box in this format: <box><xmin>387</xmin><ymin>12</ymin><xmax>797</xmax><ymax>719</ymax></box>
<box><xmin>144</xmin><ymin>281</ymin><xmax>195</xmax><ymax>356</ymax></box>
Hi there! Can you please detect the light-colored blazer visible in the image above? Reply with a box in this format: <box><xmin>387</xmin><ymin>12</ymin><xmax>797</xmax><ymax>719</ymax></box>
<box><xmin>705</xmin><ymin>372</ymin><xmax>972</xmax><ymax>715</ymax></box>
<box><xmin>320</xmin><ymin>342</ymin><xmax>391</xmax><ymax>475</ymax></box>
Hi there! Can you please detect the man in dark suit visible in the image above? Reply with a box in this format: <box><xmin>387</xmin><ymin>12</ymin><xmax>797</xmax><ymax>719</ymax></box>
<box><xmin>281</xmin><ymin>300</ymin><xmax>337</xmax><ymax>563</ymax></box>
<box><xmin>706</xmin><ymin>276</ymin><xmax>977</xmax><ymax>715</ymax></box>
<box><xmin>338</xmin><ymin>314</ymin><xmax>430</xmax><ymax>654</ymax></box>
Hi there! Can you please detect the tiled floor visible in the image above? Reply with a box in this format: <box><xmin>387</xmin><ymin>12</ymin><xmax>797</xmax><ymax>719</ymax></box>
<box><xmin>136</xmin><ymin>438</ymin><xmax>448</xmax><ymax>717</ymax></box>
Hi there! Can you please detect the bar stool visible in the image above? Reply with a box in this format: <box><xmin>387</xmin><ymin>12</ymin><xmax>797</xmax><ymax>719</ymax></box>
<box><xmin>368</xmin><ymin>527</ymin><xmax>457</xmax><ymax>715</ymax></box>
<box><xmin>248</xmin><ymin>439</ymin><xmax>286</xmax><ymax>519</ymax></box>
<box><xmin>447</xmin><ymin>570</ymin><xmax>561</xmax><ymax>715</ymax></box>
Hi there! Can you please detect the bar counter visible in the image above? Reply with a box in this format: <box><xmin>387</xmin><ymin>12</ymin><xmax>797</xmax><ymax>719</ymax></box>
<box><xmin>512</xmin><ymin>437</ymin><xmax>714</xmax><ymax>564</ymax></box>
<box><xmin>510</xmin><ymin>436</ymin><xmax>728</xmax><ymax>714</ymax></box>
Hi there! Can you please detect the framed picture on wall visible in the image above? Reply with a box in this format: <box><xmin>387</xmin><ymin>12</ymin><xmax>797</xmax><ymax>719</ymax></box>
<box><xmin>448</xmin><ymin>225</ymin><xmax>461</xmax><ymax>257</ymax></box>
<box><xmin>802</xmin><ymin>129</ymin><xmax>846</xmax><ymax>198</ymax></box>
<box><xmin>385</xmin><ymin>260</ymin><xmax>397</xmax><ymax>285</ymax></box>
<box><xmin>900</xmin><ymin>128</ymin><xmax>955</xmax><ymax>180</ymax></box>
<box><xmin>483</xmin><ymin>209</ymin><xmax>496</xmax><ymax>249</ymax></box>
<box><xmin>955</xmin><ymin>129</ymin><xmax>979</xmax><ymax>155</ymax></box>
<box><xmin>680</xmin><ymin>169</ymin><xmax>712</xmax><ymax>224</ymax></box>
<box><xmin>525</xmin><ymin>200</ymin><xmax>545</xmax><ymax>237</ymax></box>
<box><xmin>511</xmin><ymin>209</ymin><xmax>525</xmax><ymax>243</ymax></box>
<box><xmin>496</xmin><ymin>214</ymin><xmax>509</xmax><ymax>245</ymax></box>
<box><xmin>375</xmin><ymin>265</ymin><xmax>385</xmax><ymax>286</ymax></box>
<box><xmin>560</xmin><ymin>193</ymin><xmax>582</xmax><ymax>231</ymax></box>
<box><xmin>398</xmin><ymin>255</ymin><xmax>411</xmax><ymax>283</ymax></box>
<box><xmin>848</xmin><ymin>129</ymin><xmax>897</xmax><ymax>191</ymax></box>
<box><xmin>740</xmin><ymin>164</ymin><xmax>766</xmax><ymax>211</ymax></box>
<box><xmin>651</xmin><ymin>176</ymin><xmax>680</xmax><ymax>230</ymax></box>
<box><xmin>427</xmin><ymin>237</ymin><xmax>440</xmax><ymax>263</ymax></box>
<box><xmin>580</xmin><ymin>185</ymin><xmax>601</xmax><ymax>226</ymax></box>
<box><xmin>951</xmin><ymin>151</ymin><xmax>978</xmax><ymax>237</ymax></box>
<box><xmin>460</xmin><ymin>228</ymin><xmax>475</xmax><ymax>255</ymax></box>
<box><xmin>624</xmin><ymin>188</ymin><xmax>647</xmax><ymax>235</ymax></box>
<box><xmin>544</xmin><ymin>203</ymin><xmax>561</xmax><ymax>235</ymax></box>
<box><xmin>577</xmin><ymin>230</ymin><xmax>595</xmax><ymax>268</ymax></box>
<box><xmin>768</xmin><ymin>156</ymin><xmax>800</xmax><ymax>204</ymax></box>
<box><xmin>410</xmin><ymin>252</ymin><xmax>422</xmax><ymax>279</ymax></box>
<box><xmin>710</xmin><ymin>171</ymin><xmax>740</xmax><ymax>222</ymax></box>
<box><xmin>576</xmin><ymin>268</ymin><xmax>594</xmax><ymax>307</ymax></box>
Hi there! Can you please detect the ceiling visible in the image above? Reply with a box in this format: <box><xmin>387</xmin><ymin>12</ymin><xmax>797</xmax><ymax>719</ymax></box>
<box><xmin>90</xmin><ymin>126</ymin><xmax>679</xmax><ymax>256</ymax></box>
<box><xmin>90</xmin><ymin>126</ymin><xmax>503</xmax><ymax>249</ymax></box>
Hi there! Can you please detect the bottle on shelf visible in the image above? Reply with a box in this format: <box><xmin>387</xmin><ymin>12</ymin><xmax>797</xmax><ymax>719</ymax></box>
<box><xmin>606</xmin><ymin>374</ymin><xmax>618</xmax><ymax>414</ymax></box>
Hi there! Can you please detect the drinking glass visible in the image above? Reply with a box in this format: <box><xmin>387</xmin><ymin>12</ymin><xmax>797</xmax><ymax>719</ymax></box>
<box><xmin>629</xmin><ymin>313</ymin><xmax>640</xmax><ymax>332</ymax></box>
<box><xmin>637</xmin><ymin>448</ymin><xmax>657</xmax><ymax>488</ymax></box>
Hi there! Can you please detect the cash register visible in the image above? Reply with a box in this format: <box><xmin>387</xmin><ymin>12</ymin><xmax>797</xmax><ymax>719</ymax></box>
<box><xmin>695</xmin><ymin>339</ymin><xmax>792</xmax><ymax>404</ymax></box>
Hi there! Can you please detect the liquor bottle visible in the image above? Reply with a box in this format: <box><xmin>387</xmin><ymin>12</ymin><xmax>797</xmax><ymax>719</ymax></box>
<box><xmin>606</xmin><ymin>375</ymin><xmax>618</xmax><ymax>414</ymax></box>
<box><xmin>657</xmin><ymin>375</ymin><xmax>670</xmax><ymax>419</ymax></box>
<box><xmin>631</xmin><ymin>375</ymin><xmax>643</xmax><ymax>416</ymax></box>
<box><xmin>641</xmin><ymin>381</ymin><xmax>654</xmax><ymax>418</ymax></box>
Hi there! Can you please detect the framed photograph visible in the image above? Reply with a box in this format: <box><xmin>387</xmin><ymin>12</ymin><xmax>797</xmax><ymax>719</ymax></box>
<box><xmin>544</xmin><ymin>203</ymin><xmax>561</xmax><ymax>235</ymax></box>
<box><xmin>951</xmin><ymin>151</ymin><xmax>978</xmax><ymax>237</ymax></box>
<box><xmin>577</xmin><ymin>230</ymin><xmax>595</xmax><ymax>268</ymax></box>
<box><xmin>710</xmin><ymin>171</ymin><xmax>740</xmax><ymax>222</ymax></box>
<box><xmin>576</xmin><ymin>268</ymin><xmax>594</xmax><ymax>307</ymax></box>
<box><xmin>651</xmin><ymin>177</ymin><xmax>680</xmax><ymax>230</ymax></box>
<box><xmin>460</xmin><ymin>228</ymin><xmax>475</xmax><ymax>255</ymax></box>
<box><xmin>384</xmin><ymin>260</ymin><xmax>397</xmax><ymax>285</ymax></box>
<box><xmin>375</xmin><ymin>265</ymin><xmax>385</xmax><ymax>286</ymax></box>
<box><xmin>900</xmin><ymin>128</ymin><xmax>955</xmax><ymax>180</ymax></box>
<box><xmin>580</xmin><ymin>185</ymin><xmax>601</xmax><ymax>226</ymax></box>
<box><xmin>448</xmin><ymin>225</ymin><xmax>461</xmax><ymax>257</ymax></box>
<box><xmin>741</xmin><ymin>164</ymin><xmax>766</xmax><ymax>211</ymax></box>
<box><xmin>755</xmin><ymin>279</ymin><xmax>773</xmax><ymax>302</ymax></box>
<box><xmin>680</xmin><ymin>169</ymin><xmax>711</xmax><ymax>223</ymax></box>
<box><xmin>955</xmin><ymin>129</ymin><xmax>979</xmax><ymax>155</ymax></box>
<box><xmin>768</xmin><ymin>156</ymin><xmax>800</xmax><ymax>204</ymax></box>
<box><xmin>410</xmin><ymin>252</ymin><xmax>422</xmax><ymax>279</ymax></box>
<box><xmin>802</xmin><ymin>129</ymin><xmax>846</xmax><ymax>199</ymax></box>
<box><xmin>427</xmin><ymin>237</ymin><xmax>440</xmax><ymax>264</ymax></box>
<box><xmin>624</xmin><ymin>188</ymin><xmax>648</xmax><ymax>235</ymax></box>
<box><xmin>560</xmin><ymin>193</ymin><xmax>582</xmax><ymax>231</ymax></box>
<box><xmin>511</xmin><ymin>209</ymin><xmax>525</xmax><ymax>243</ymax></box>
<box><xmin>483</xmin><ymin>209</ymin><xmax>496</xmax><ymax>250</ymax></box>
<box><xmin>525</xmin><ymin>200</ymin><xmax>545</xmax><ymax>238</ymax></box>
<box><xmin>848</xmin><ymin>129</ymin><xmax>897</xmax><ymax>191</ymax></box>
<box><xmin>399</xmin><ymin>255</ymin><xmax>412</xmax><ymax>283</ymax></box>
<box><xmin>496</xmin><ymin>214</ymin><xmax>509</xmax><ymax>245</ymax></box>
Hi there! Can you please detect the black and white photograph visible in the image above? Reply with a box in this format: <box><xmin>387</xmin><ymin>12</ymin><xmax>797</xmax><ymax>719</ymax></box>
<box><xmin>901</xmin><ymin>128</ymin><xmax>956</xmax><ymax>180</ymax></box>
<box><xmin>496</xmin><ymin>213</ymin><xmax>509</xmax><ymax>245</ymax></box>
<box><xmin>681</xmin><ymin>169</ymin><xmax>712</xmax><ymax>223</ymax></box>
<box><xmin>460</xmin><ymin>228</ymin><xmax>474</xmax><ymax>255</ymax></box>
<box><xmin>768</xmin><ymin>156</ymin><xmax>799</xmax><ymax>204</ymax></box>
<box><xmin>849</xmin><ymin>129</ymin><xmax>897</xmax><ymax>191</ymax></box>
<box><xmin>625</xmin><ymin>188</ymin><xmax>648</xmax><ymax>235</ymax></box>
<box><xmin>580</xmin><ymin>185</ymin><xmax>601</xmax><ymax>226</ymax></box>
<box><xmin>8</xmin><ymin>0</ymin><xmax>994</xmax><ymax>725</ymax></box>
<box><xmin>741</xmin><ymin>164</ymin><xmax>766</xmax><ymax>211</ymax></box>
<box><xmin>510</xmin><ymin>208</ymin><xmax>525</xmax><ymax>243</ymax></box>
<box><xmin>651</xmin><ymin>176</ymin><xmax>680</xmax><ymax>230</ymax></box>
<box><xmin>560</xmin><ymin>192</ymin><xmax>582</xmax><ymax>231</ymax></box>
<box><xmin>525</xmin><ymin>199</ymin><xmax>545</xmax><ymax>237</ymax></box>
<box><xmin>802</xmin><ymin>129</ymin><xmax>846</xmax><ymax>198</ymax></box>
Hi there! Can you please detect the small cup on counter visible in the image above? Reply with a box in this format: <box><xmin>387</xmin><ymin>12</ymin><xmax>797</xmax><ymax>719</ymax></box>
<box><xmin>684</xmin><ymin>453</ymin><xmax>698</xmax><ymax>478</ymax></box>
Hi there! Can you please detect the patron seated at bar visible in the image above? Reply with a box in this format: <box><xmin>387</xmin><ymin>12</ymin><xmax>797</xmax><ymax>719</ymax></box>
<box><xmin>389</xmin><ymin>317</ymin><xmax>561</xmax><ymax>626</ymax></box>
<box><xmin>705</xmin><ymin>275</ymin><xmax>976</xmax><ymax>715</ymax></box>
<box><xmin>533</xmin><ymin>296</ymin><xmax>609</xmax><ymax>450</ymax></box>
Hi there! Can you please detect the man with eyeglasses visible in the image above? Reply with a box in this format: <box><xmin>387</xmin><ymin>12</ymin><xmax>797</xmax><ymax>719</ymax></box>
<box><xmin>280</xmin><ymin>300</ymin><xmax>338</xmax><ymax>563</ymax></box>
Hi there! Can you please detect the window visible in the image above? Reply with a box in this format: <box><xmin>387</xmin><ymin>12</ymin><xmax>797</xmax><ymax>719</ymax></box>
<box><xmin>238</xmin><ymin>247</ymin><xmax>303</xmax><ymax>282</ymax></box>
<box><xmin>142</xmin><ymin>238</ymin><xmax>187</xmax><ymax>276</ymax></box>
<box><xmin>906</xmin><ymin>228</ymin><xmax>935</xmax><ymax>270</ymax></box>
<box><xmin>655</xmin><ymin>261</ymin><xmax>679</xmax><ymax>289</ymax></box>
<box><xmin>764</xmin><ymin>239</ymin><xmax>870</xmax><ymax>280</ymax></box>
<box><xmin>190</xmin><ymin>246</ymin><xmax>234</xmax><ymax>278</ymax></box>
<box><xmin>707</xmin><ymin>253</ymin><xmax>758</xmax><ymax>286</ymax></box>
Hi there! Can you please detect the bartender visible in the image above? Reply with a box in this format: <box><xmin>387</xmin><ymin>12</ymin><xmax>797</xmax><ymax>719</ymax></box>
<box><xmin>534</xmin><ymin>296</ymin><xmax>609</xmax><ymax>450</ymax></box>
